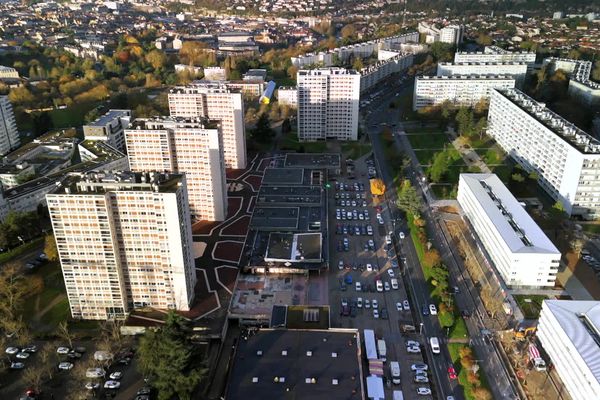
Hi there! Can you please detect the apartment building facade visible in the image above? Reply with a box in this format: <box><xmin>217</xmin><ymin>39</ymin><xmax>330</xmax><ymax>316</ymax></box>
<box><xmin>488</xmin><ymin>88</ymin><xmax>600</xmax><ymax>218</ymax></box>
<box><xmin>0</xmin><ymin>95</ymin><xmax>19</xmax><ymax>156</ymax></box>
<box><xmin>436</xmin><ymin>62</ymin><xmax>529</xmax><ymax>87</ymax></box>
<box><xmin>46</xmin><ymin>171</ymin><xmax>197</xmax><ymax>320</ymax></box>
<box><xmin>413</xmin><ymin>75</ymin><xmax>515</xmax><ymax>110</ymax></box>
<box><xmin>124</xmin><ymin>117</ymin><xmax>227</xmax><ymax>221</ymax></box>
<box><xmin>297</xmin><ymin>68</ymin><xmax>360</xmax><ymax>142</ymax></box>
<box><xmin>458</xmin><ymin>174</ymin><xmax>561</xmax><ymax>288</ymax></box>
<box><xmin>277</xmin><ymin>87</ymin><xmax>298</xmax><ymax>108</ymax></box>
<box><xmin>454</xmin><ymin>46</ymin><xmax>536</xmax><ymax>65</ymax></box>
<box><xmin>538</xmin><ymin>300</ymin><xmax>600</xmax><ymax>399</ymax></box>
<box><xmin>168</xmin><ymin>82</ymin><xmax>246</xmax><ymax>169</ymax></box>
<box><xmin>82</xmin><ymin>109</ymin><xmax>132</xmax><ymax>152</ymax></box>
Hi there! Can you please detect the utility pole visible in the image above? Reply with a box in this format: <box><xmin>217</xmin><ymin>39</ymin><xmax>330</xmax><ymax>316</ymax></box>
<box><xmin>402</xmin><ymin>0</ymin><xmax>407</xmax><ymax>29</ymax></box>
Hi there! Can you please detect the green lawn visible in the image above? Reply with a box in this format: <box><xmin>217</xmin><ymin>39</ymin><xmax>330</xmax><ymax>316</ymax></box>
<box><xmin>405</xmin><ymin>132</ymin><xmax>448</xmax><ymax>150</ymax></box>
<box><xmin>407</xmin><ymin>212</ymin><xmax>425</xmax><ymax>266</ymax></box>
<box><xmin>514</xmin><ymin>294</ymin><xmax>547</xmax><ymax>319</ymax></box>
<box><xmin>449</xmin><ymin>316</ymin><xmax>469</xmax><ymax>339</ymax></box>
<box><xmin>581</xmin><ymin>224</ymin><xmax>600</xmax><ymax>234</ymax></box>
<box><xmin>50</xmin><ymin>102</ymin><xmax>99</xmax><ymax>128</ymax></box>
<box><xmin>280</xmin><ymin>131</ymin><xmax>327</xmax><ymax>153</ymax></box>
<box><xmin>341</xmin><ymin>142</ymin><xmax>371</xmax><ymax>160</ymax></box>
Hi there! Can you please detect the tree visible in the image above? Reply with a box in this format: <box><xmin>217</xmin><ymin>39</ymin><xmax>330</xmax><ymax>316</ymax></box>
<box><xmin>352</xmin><ymin>57</ymin><xmax>364</xmax><ymax>71</ymax></box>
<box><xmin>138</xmin><ymin>312</ymin><xmax>207</xmax><ymax>400</ymax></box>
<box><xmin>511</xmin><ymin>173</ymin><xmax>525</xmax><ymax>182</ymax></box>
<box><xmin>552</xmin><ymin>201</ymin><xmax>566</xmax><ymax>214</ymax></box>
<box><xmin>44</xmin><ymin>234</ymin><xmax>59</xmax><ymax>262</ymax></box>
<box><xmin>430</xmin><ymin>264</ymin><xmax>449</xmax><ymax>285</ymax></box>
<box><xmin>592</xmin><ymin>62</ymin><xmax>600</xmax><ymax>82</ymax></box>
<box><xmin>396</xmin><ymin>179</ymin><xmax>421</xmax><ymax>217</ymax></box>
<box><xmin>341</xmin><ymin>24</ymin><xmax>356</xmax><ymax>39</ymax></box>
<box><xmin>370</xmin><ymin>179</ymin><xmax>386</xmax><ymax>196</ymax></box>
<box><xmin>8</xmin><ymin>86</ymin><xmax>35</xmax><ymax>105</ymax></box>
<box><xmin>250</xmin><ymin>113</ymin><xmax>275</xmax><ymax>144</ymax></box>
<box><xmin>423</xmin><ymin>249</ymin><xmax>441</xmax><ymax>268</ymax></box>
<box><xmin>281</xmin><ymin>118</ymin><xmax>291</xmax><ymax>134</ymax></box>
<box><xmin>22</xmin><ymin>365</ymin><xmax>45</xmax><ymax>393</ymax></box>
<box><xmin>429</xmin><ymin>148</ymin><xmax>452</xmax><ymax>183</ymax></box>
<box><xmin>455</xmin><ymin>107</ymin><xmax>475</xmax><ymax>137</ymax></box>
<box><xmin>0</xmin><ymin>263</ymin><xmax>27</xmax><ymax>321</ymax></box>
<box><xmin>39</xmin><ymin>341</ymin><xmax>57</xmax><ymax>381</ymax></box>
<box><xmin>145</xmin><ymin>49</ymin><xmax>167</xmax><ymax>70</ymax></box>
<box><xmin>57</xmin><ymin>321</ymin><xmax>74</xmax><ymax>348</ymax></box>
<box><xmin>475</xmin><ymin>34</ymin><xmax>493</xmax><ymax>46</ymax></box>
<box><xmin>429</xmin><ymin>42</ymin><xmax>455</xmax><ymax>62</ymax></box>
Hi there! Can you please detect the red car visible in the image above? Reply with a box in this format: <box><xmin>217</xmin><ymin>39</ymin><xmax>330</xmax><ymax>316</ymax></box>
<box><xmin>447</xmin><ymin>365</ymin><xmax>457</xmax><ymax>380</ymax></box>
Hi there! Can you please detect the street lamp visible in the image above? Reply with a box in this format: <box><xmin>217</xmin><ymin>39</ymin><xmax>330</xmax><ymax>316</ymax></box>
<box><xmin>419</xmin><ymin>322</ymin><xmax>424</xmax><ymax>335</ymax></box>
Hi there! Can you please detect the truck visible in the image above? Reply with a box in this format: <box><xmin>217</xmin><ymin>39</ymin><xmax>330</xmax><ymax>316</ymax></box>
<box><xmin>528</xmin><ymin>344</ymin><xmax>547</xmax><ymax>371</ymax></box>
<box><xmin>390</xmin><ymin>361</ymin><xmax>401</xmax><ymax>385</ymax></box>
<box><xmin>377</xmin><ymin>339</ymin><xmax>387</xmax><ymax>362</ymax></box>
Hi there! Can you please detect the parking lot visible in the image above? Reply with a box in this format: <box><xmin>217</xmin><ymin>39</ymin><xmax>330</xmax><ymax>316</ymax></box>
<box><xmin>326</xmin><ymin>155</ymin><xmax>435</xmax><ymax>399</ymax></box>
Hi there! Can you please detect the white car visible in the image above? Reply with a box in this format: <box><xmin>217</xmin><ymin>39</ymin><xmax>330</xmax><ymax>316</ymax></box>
<box><xmin>399</xmin><ymin>232</ymin><xmax>405</xmax><ymax>240</ymax></box>
<box><xmin>357</xmin><ymin>297</ymin><xmax>363</xmax><ymax>308</ymax></box>
<box><xmin>387</xmin><ymin>269</ymin><xmax>395</xmax><ymax>277</ymax></box>
<box><xmin>429</xmin><ymin>304</ymin><xmax>438</xmax><ymax>315</ymax></box>
<box><xmin>364</xmin><ymin>299</ymin><xmax>371</xmax><ymax>309</ymax></box>
<box><xmin>338</xmin><ymin>260</ymin><xmax>344</xmax><ymax>270</ymax></box>
<box><xmin>16</xmin><ymin>352</ymin><xmax>30</xmax><ymax>359</ymax></box>
<box><xmin>109</xmin><ymin>371</ymin><xmax>123</xmax><ymax>380</ymax></box>
<box><xmin>372</xmin><ymin>299</ymin><xmax>378</xmax><ymax>309</ymax></box>
<box><xmin>57</xmin><ymin>346</ymin><xmax>70</xmax><ymax>354</ymax></box>
<box><xmin>411</xmin><ymin>363</ymin><xmax>428</xmax><ymax>371</ymax></box>
<box><xmin>85</xmin><ymin>382</ymin><xmax>100</xmax><ymax>390</ymax></box>
<box><xmin>5</xmin><ymin>347</ymin><xmax>20</xmax><ymax>355</ymax></box>
<box><xmin>403</xmin><ymin>300</ymin><xmax>410</xmax><ymax>310</ymax></box>
<box><xmin>385</xmin><ymin>235</ymin><xmax>392</xmax><ymax>245</ymax></box>
<box><xmin>407</xmin><ymin>346</ymin><xmax>421</xmax><ymax>354</ymax></box>
<box><xmin>417</xmin><ymin>387</ymin><xmax>432</xmax><ymax>396</ymax></box>
<box><xmin>396</xmin><ymin>302</ymin><xmax>402</xmax><ymax>311</ymax></box>
<box><xmin>414</xmin><ymin>375</ymin><xmax>429</xmax><ymax>383</ymax></box>
<box><xmin>366</xmin><ymin>263</ymin><xmax>373</xmax><ymax>272</ymax></box>
<box><xmin>373</xmin><ymin>309</ymin><xmax>379</xmax><ymax>319</ymax></box>
<box><xmin>86</xmin><ymin>368</ymin><xmax>106</xmax><ymax>379</ymax></box>
<box><xmin>406</xmin><ymin>340</ymin><xmax>420</xmax><ymax>347</ymax></box>
<box><xmin>355</xmin><ymin>282</ymin><xmax>362</xmax><ymax>291</ymax></box>
<box><xmin>104</xmin><ymin>380</ymin><xmax>121</xmax><ymax>389</ymax></box>
<box><xmin>10</xmin><ymin>362</ymin><xmax>25</xmax><ymax>369</ymax></box>
<box><xmin>58</xmin><ymin>362</ymin><xmax>74</xmax><ymax>371</ymax></box>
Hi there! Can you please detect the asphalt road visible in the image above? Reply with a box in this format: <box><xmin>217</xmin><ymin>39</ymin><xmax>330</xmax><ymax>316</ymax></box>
<box><xmin>362</xmin><ymin>79</ymin><xmax>520</xmax><ymax>400</ymax></box>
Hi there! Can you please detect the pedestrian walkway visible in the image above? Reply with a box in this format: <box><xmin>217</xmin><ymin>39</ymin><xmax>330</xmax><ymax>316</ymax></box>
<box><xmin>446</xmin><ymin>126</ymin><xmax>492</xmax><ymax>174</ymax></box>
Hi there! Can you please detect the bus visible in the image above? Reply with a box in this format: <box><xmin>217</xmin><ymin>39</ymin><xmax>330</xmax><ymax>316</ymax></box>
<box><xmin>364</xmin><ymin>329</ymin><xmax>378</xmax><ymax>361</ymax></box>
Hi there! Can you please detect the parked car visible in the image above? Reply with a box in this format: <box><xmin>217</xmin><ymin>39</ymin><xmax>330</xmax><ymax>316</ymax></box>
<box><xmin>373</xmin><ymin>309</ymin><xmax>379</xmax><ymax>319</ymax></box>
<box><xmin>411</xmin><ymin>363</ymin><xmax>428</xmax><ymax>371</ymax></box>
<box><xmin>11</xmin><ymin>362</ymin><xmax>25</xmax><ymax>369</ymax></box>
<box><xmin>422</xmin><ymin>304</ymin><xmax>429</xmax><ymax>316</ymax></box>
<box><xmin>414</xmin><ymin>375</ymin><xmax>429</xmax><ymax>383</ymax></box>
<box><xmin>85</xmin><ymin>382</ymin><xmax>100</xmax><ymax>390</ymax></box>
<box><xmin>448</xmin><ymin>365</ymin><xmax>457</xmax><ymax>380</ymax></box>
<box><xmin>58</xmin><ymin>362</ymin><xmax>74</xmax><ymax>371</ymax></box>
<box><xmin>396</xmin><ymin>302</ymin><xmax>402</xmax><ymax>311</ymax></box>
<box><xmin>56</xmin><ymin>347</ymin><xmax>70</xmax><ymax>354</ymax></box>
<box><xmin>5</xmin><ymin>347</ymin><xmax>20</xmax><ymax>355</ymax></box>
<box><xmin>15</xmin><ymin>352</ymin><xmax>30</xmax><ymax>359</ymax></box>
<box><xmin>86</xmin><ymin>368</ymin><xmax>106</xmax><ymax>379</ymax></box>
<box><xmin>381</xmin><ymin>308</ymin><xmax>389</xmax><ymax>320</ymax></box>
<box><xmin>416</xmin><ymin>387</ymin><xmax>432</xmax><ymax>396</ymax></box>
<box><xmin>429</xmin><ymin>304</ymin><xmax>438</xmax><ymax>315</ymax></box>
<box><xmin>104</xmin><ymin>380</ymin><xmax>121</xmax><ymax>389</ymax></box>
<box><xmin>403</xmin><ymin>300</ymin><xmax>410</xmax><ymax>310</ymax></box>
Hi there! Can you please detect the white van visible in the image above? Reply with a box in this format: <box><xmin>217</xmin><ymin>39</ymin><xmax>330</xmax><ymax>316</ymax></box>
<box><xmin>376</xmin><ymin>280</ymin><xmax>384</xmax><ymax>292</ymax></box>
<box><xmin>430</xmin><ymin>337</ymin><xmax>440</xmax><ymax>354</ymax></box>
<box><xmin>390</xmin><ymin>361</ymin><xmax>401</xmax><ymax>385</ymax></box>
<box><xmin>391</xmin><ymin>278</ymin><xmax>399</xmax><ymax>290</ymax></box>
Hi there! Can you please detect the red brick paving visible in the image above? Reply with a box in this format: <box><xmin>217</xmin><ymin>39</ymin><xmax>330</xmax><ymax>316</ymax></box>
<box><xmin>192</xmin><ymin>220</ymin><xmax>220</xmax><ymax>235</ymax></box>
<box><xmin>214</xmin><ymin>241</ymin><xmax>243</xmax><ymax>263</ymax></box>
<box><xmin>244</xmin><ymin>174</ymin><xmax>262</xmax><ymax>191</ymax></box>
<box><xmin>217</xmin><ymin>267</ymin><xmax>239</xmax><ymax>293</ymax></box>
<box><xmin>227</xmin><ymin>196</ymin><xmax>242</xmax><ymax>216</ymax></box>
<box><xmin>226</xmin><ymin>168</ymin><xmax>246</xmax><ymax>179</ymax></box>
<box><xmin>222</xmin><ymin>215</ymin><xmax>250</xmax><ymax>236</ymax></box>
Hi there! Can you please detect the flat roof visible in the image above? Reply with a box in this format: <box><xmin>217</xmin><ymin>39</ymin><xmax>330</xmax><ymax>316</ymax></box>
<box><xmin>265</xmin><ymin>232</ymin><xmax>322</xmax><ymax>263</ymax></box>
<box><xmin>262</xmin><ymin>168</ymin><xmax>304</xmax><ymax>185</ymax></box>
<box><xmin>284</xmin><ymin>153</ymin><xmax>341</xmax><ymax>169</ymax></box>
<box><xmin>542</xmin><ymin>300</ymin><xmax>600</xmax><ymax>384</ymax></box>
<box><xmin>226</xmin><ymin>329</ymin><xmax>363</xmax><ymax>400</ymax></box>
<box><xmin>257</xmin><ymin>186</ymin><xmax>322</xmax><ymax>206</ymax></box>
<box><xmin>459</xmin><ymin>174</ymin><xmax>559</xmax><ymax>255</ymax></box>
<box><xmin>85</xmin><ymin>109</ymin><xmax>130</xmax><ymax>127</ymax></box>
<box><xmin>57</xmin><ymin>171</ymin><xmax>184</xmax><ymax>195</ymax></box>
<box><xmin>251</xmin><ymin>207</ymin><xmax>300</xmax><ymax>229</ymax></box>
<box><xmin>495</xmin><ymin>88</ymin><xmax>600</xmax><ymax>154</ymax></box>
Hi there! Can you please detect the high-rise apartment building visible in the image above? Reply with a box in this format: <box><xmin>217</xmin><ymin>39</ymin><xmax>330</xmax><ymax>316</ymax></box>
<box><xmin>124</xmin><ymin>117</ymin><xmax>227</xmax><ymax>221</ymax></box>
<box><xmin>83</xmin><ymin>109</ymin><xmax>132</xmax><ymax>153</ymax></box>
<box><xmin>0</xmin><ymin>96</ymin><xmax>19</xmax><ymax>156</ymax></box>
<box><xmin>488</xmin><ymin>88</ymin><xmax>600</xmax><ymax>218</ymax></box>
<box><xmin>297</xmin><ymin>68</ymin><xmax>360</xmax><ymax>142</ymax></box>
<box><xmin>413</xmin><ymin>75</ymin><xmax>515</xmax><ymax>110</ymax></box>
<box><xmin>46</xmin><ymin>171</ymin><xmax>197</xmax><ymax>320</ymax></box>
<box><xmin>168</xmin><ymin>82</ymin><xmax>246</xmax><ymax>169</ymax></box>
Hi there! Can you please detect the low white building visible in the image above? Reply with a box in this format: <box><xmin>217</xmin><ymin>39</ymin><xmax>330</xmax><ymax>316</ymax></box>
<box><xmin>413</xmin><ymin>75</ymin><xmax>515</xmax><ymax>110</ymax></box>
<box><xmin>0</xmin><ymin>65</ymin><xmax>19</xmax><ymax>79</ymax></box>
<box><xmin>538</xmin><ymin>300</ymin><xmax>600</xmax><ymax>399</ymax></box>
<box><xmin>457</xmin><ymin>174</ymin><xmax>561</xmax><ymax>288</ymax></box>
<box><xmin>277</xmin><ymin>87</ymin><xmax>297</xmax><ymax>108</ymax></box>
<box><xmin>204</xmin><ymin>66</ymin><xmax>227</xmax><ymax>81</ymax></box>
<box><xmin>82</xmin><ymin>109</ymin><xmax>131</xmax><ymax>153</ymax></box>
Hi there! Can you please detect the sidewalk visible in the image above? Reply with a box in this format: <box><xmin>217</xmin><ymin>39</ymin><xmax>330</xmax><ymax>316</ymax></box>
<box><xmin>446</xmin><ymin>126</ymin><xmax>491</xmax><ymax>174</ymax></box>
